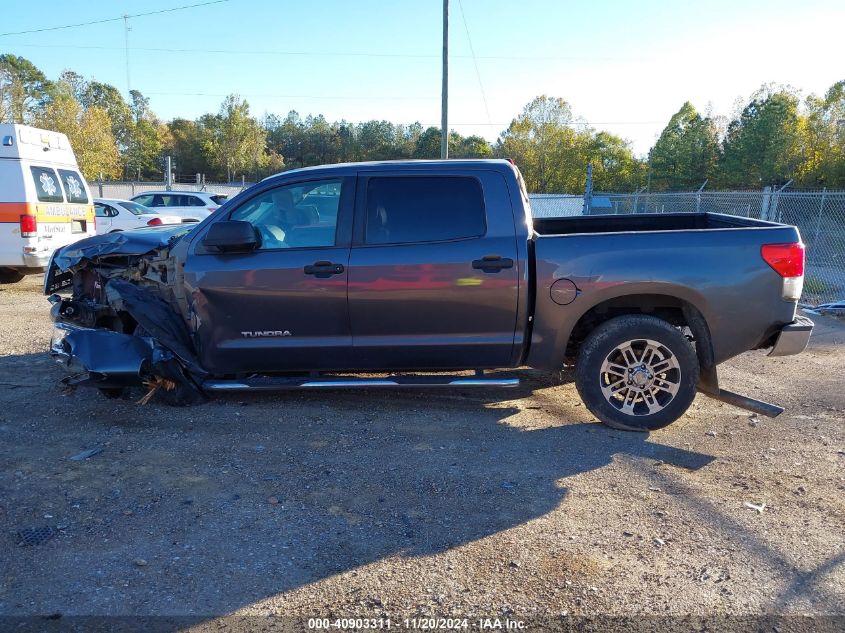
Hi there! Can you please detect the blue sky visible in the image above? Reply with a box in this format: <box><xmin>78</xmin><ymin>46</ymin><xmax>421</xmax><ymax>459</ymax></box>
<box><xmin>2</xmin><ymin>0</ymin><xmax>843</xmax><ymax>155</ymax></box>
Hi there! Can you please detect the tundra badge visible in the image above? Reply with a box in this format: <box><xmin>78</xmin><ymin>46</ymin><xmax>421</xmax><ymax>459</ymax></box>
<box><xmin>241</xmin><ymin>330</ymin><xmax>292</xmax><ymax>338</ymax></box>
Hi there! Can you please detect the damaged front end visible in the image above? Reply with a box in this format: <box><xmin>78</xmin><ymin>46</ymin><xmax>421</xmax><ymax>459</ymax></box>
<box><xmin>45</xmin><ymin>226</ymin><xmax>206</xmax><ymax>403</ymax></box>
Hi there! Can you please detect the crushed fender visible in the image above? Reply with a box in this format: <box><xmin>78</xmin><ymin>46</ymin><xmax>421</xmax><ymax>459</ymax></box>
<box><xmin>45</xmin><ymin>225</ymin><xmax>207</xmax><ymax>404</ymax></box>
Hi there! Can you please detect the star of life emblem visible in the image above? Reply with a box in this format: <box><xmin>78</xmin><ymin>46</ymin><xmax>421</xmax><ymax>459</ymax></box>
<box><xmin>67</xmin><ymin>176</ymin><xmax>83</xmax><ymax>199</ymax></box>
<box><xmin>40</xmin><ymin>172</ymin><xmax>57</xmax><ymax>196</ymax></box>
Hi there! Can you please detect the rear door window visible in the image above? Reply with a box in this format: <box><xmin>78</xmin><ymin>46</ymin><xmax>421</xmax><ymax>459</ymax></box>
<box><xmin>167</xmin><ymin>195</ymin><xmax>189</xmax><ymax>207</ymax></box>
<box><xmin>133</xmin><ymin>194</ymin><xmax>154</xmax><ymax>206</ymax></box>
<box><xmin>30</xmin><ymin>166</ymin><xmax>64</xmax><ymax>203</ymax></box>
<box><xmin>365</xmin><ymin>176</ymin><xmax>486</xmax><ymax>245</ymax></box>
<box><xmin>58</xmin><ymin>169</ymin><xmax>89</xmax><ymax>204</ymax></box>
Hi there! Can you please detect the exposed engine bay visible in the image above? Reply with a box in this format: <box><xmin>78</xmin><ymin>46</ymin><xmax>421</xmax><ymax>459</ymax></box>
<box><xmin>46</xmin><ymin>225</ymin><xmax>206</xmax><ymax>403</ymax></box>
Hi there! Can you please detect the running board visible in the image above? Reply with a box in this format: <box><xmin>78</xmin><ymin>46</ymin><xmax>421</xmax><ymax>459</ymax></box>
<box><xmin>202</xmin><ymin>375</ymin><xmax>520</xmax><ymax>392</ymax></box>
<box><xmin>704</xmin><ymin>388</ymin><xmax>784</xmax><ymax>418</ymax></box>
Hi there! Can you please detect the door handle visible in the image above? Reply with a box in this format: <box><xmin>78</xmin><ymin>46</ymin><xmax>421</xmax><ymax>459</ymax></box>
<box><xmin>304</xmin><ymin>261</ymin><xmax>345</xmax><ymax>277</ymax></box>
<box><xmin>472</xmin><ymin>255</ymin><xmax>514</xmax><ymax>272</ymax></box>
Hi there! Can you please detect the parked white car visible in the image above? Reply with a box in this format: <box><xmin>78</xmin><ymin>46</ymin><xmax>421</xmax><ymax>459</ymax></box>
<box><xmin>93</xmin><ymin>198</ymin><xmax>182</xmax><ymax>234</ymax></box>
<box><xmin>129</xmin><ymin>190</ymin><xmax>227</xmax><ymax>223</ymax></box>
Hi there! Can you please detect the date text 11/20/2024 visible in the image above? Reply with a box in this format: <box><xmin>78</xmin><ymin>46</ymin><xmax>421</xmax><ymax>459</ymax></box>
<box><xmin>307</xmin><ymin>617</ymin><xmax>526</xmax><ymax>630</ymax></box>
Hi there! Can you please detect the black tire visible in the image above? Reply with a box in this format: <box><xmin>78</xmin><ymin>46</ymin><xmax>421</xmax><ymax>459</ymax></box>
<box><xmin>158</xmin><ymin>384</ymin><xmax>204</xmax><ymax>406</ymax></box>
<box><xmin>0</xmin><ymin>268</ymin><xmax>26</xmax><ymax>284</ymax></box>
<box><xmin>133</xmin><ymin>324</ymin><xmax>205</xmax><ymax>407</ymax></box>
<box><xmin>575</xmin><ymin>315</ymin><xmax>699</xmax><ymax>432</ymax></box>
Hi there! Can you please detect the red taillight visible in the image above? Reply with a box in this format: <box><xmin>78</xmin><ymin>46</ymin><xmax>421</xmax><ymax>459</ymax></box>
<box><xmin>761</xmin><ymin>243</ymin><xmax>804</xmax><ymax>277</ymax></box>
<box><xmin>207</xmin><ymin>207</ymin><xmax>216</xmax><ymax>212</ymax></box>
<box><xmin>146</xmin><ymin>217</ymin><xmax>163</xmax><ymax>226</ymax></box>
<box><xmin>20</xmin><ymin>214</ymin><xmax>37</xmax><ymax>237</ymax></box>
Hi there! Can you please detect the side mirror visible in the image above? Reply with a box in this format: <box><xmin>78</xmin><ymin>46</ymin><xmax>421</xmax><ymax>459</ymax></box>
<box><xmin>202</xmin><ymin>220</ymin><xmax>259</xmax><ymax>253</ymax></box>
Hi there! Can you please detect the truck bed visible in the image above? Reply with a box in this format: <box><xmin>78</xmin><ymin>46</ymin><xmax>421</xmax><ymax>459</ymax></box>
<box><xmin>533</xmin><ymin>212</ymin><xmax>779</xmax><ymax>236</ymax></box>
<box><xmin>527</xmin><ymin>211</ymin><xmax>802</xmax><ymax>370</ymax></box>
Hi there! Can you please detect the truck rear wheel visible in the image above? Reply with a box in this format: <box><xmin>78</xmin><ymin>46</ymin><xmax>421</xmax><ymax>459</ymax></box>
<box><xmin>0</xmin><ymin>268</ymin><xmax>26</xmax><ymax>284</ymax></box>
<box><xmin>575</xmin><ymin>315</ymin><xmax>699</xmax><ymax>432</ymax></box>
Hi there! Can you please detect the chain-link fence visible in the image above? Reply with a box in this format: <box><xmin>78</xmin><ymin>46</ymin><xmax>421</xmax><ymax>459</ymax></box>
<box><xmin>93</xmin><ymin>181</ymin><xmax>250</xmax><ymax>201</ymax></box>
<box><xmin>528</xmin><ymin>190</ymin><xmax>845</xmax><ymax>305</ymax></box>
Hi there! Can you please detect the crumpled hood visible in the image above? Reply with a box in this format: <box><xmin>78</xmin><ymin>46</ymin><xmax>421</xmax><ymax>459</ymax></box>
<box><xmin>44</xmin><ymin>225</ymin><xmax>193</xmax><ymax>294</ymax></box>
<box><xmin>52</xmin><ymin>225</ymin><xmax>192</xmax><ymax>271</ymax></box>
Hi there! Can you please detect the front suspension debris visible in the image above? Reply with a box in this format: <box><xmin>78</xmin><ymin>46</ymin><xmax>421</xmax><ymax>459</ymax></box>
<box><xmin>137</xmin><ymin>376</ymin><xmax>177</xmax><ymax>405</ymax></box>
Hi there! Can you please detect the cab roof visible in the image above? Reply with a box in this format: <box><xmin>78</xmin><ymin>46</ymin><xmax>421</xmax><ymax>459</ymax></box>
<box><xmin>262</xmin><ymin>159</ymin><xmax>517</xmax><ymax>182</ymax></box>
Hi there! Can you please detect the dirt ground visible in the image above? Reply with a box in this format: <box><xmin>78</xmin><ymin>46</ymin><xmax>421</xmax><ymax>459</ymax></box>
<box><xmin>1</xmin><ymin>275</ymin><xmax>843</xmax><ymax>627</ymax></box>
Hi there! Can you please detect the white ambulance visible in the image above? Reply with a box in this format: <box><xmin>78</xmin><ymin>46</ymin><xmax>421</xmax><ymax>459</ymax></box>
<box><xmin>0</xmin><ymin>124</ymin><xmax>96</xmax><ymax>283</ymax></box>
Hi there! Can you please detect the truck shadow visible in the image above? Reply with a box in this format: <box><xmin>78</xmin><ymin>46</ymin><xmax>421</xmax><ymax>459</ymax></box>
<box><xmin>2</xmin><ymin>354</ymin><xmax>715</xmax><ymax>621</ymax></box>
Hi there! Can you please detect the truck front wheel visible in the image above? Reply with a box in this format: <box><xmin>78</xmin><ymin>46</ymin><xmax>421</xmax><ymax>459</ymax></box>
<box><xmin>0</xmin><ymin>268</ymin><xmax>26</xmax><ymax>284</ymax></box>
<box><xmin>575</xmin><ymin>315</ymin><xmax>699</xmax><ymax>432</ymax></box>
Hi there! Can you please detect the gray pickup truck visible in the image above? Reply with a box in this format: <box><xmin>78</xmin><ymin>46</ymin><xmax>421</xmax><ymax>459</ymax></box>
<box><xmin>45</xmin><ymin>159</ymin><xmax>813</xmax><ymax>431</ymax></box>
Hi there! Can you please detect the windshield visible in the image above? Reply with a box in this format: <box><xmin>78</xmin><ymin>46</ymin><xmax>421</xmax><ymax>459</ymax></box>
<box><xmin>121</xmin><ymin>201</ymin><xmax>156</xmax><ymax>215</ymax></box>
<box><xmin>210</xmin><ymin>194</ymin><xmax>228</xmax><ymax>205</ymax></box>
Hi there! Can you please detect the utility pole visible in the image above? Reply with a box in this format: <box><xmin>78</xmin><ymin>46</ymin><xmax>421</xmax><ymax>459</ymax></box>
<box><xmin>123</xmin><ymin>15</ymin><xmax>132</xmax><ymax>97</ymax></box>
<box><xmin>440</xmin><ymin>0</ymin><xmax>449</xmax><ymax>159</ymax></box>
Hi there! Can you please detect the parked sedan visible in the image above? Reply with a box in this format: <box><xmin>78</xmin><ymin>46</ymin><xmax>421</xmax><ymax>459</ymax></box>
<box><xmin>129</xmin><ymin>191</ymin><xmax>227</xmax><ymax>223</ymax></box>
<box><xmin>93</xmin><ymin>198</ymin><xmax>182</xmax><ymax>234</ymax></box>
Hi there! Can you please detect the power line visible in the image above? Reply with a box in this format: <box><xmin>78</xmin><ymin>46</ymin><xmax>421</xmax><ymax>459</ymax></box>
<box><xmin>144</xmin><ymin>91</ymin><xmax>438</xmax><ymax>101</ymax></box>
<box><xmin>456</xmin><ymin>0</ymin><xmax>491</xmax><ymax>125</ymax></box>
<box><xmin>0</xmin><ymin>0</ymin><xmax>235</xmax><ymax>38</ymax></box>
<box><xmin>6</xmin><ymin>42</ymin><xmax>643</xmax><ymax>62</ymax></box>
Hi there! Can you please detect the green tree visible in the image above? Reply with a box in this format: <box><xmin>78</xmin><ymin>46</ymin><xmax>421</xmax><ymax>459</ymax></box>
<box><xmin>588</xmin><ymin>131</ymin><xmax>645</xmax><ymax>191</ymax></box>
<box><xmin>496</xmin><ymin>96</ymin><xmax>641</xmax><ymax>193</ymax></box>
<box><xmin>356</xmin><ymin>120</ymin><xmax>400</xmax><ymax>161</ymax></box>
<box><xmin>206</xmin><ymin>94</ymin><xmax>269</xmax><ymax>181</ymax></box>
<box><xmin>123</xmin><ymin>89</ymin><xmax>171</xmax><ymax>180</ymax></box>
<box><xmin>57</xmin><ymin>70</ymin><xmax>87</xmax><ymax>103</ymax></box>
<box><xmin>799</xmin><ymin>80</ymin><xmax>845</xmax><ymax>188</ymax></box>
<box><xmin>0</xmin><ymin>55</ymin><xmax>53</xmax><ymax>123</ymax></box>
<box><xmin>266</xmin><ymin>111</ymin><xmax>307</xmax><ymax>168</ymax></box>
<box><xmin>496</xmin><ymin>96</ymin><xmax>579</xmax><ymax>192</ymax></box>
<box><xmin>410</xmin><ymin>127</ymin><xmax>491</xmax><ymax>159</ymax></box>
<box><xmin>35</xmin><ymin>86</ymin><xmax>120</xmax><ymax>180</ymax></box>
<box><xmin>413</xmin><ymin>126</ymin><xmax>442</xmax><ymax>158</ymax></box>
<box><xmin>81</xmin><ymin>81</ymin><xmax>134</xmax><ymax>154</ymax></box>
<box><xmin>302</xmin><ymin>114</ymin><xmax>340</xmax><ymax>165</ymax></box>
<box><xmin>77</xmin><ymin>106</ymin><xmax>122</xmax><ymax>180</ymax></box>
<box><xmin>125</xmin><ymin>117</ymin><xmax>166</xmax><ymax>180</ymax></box>
<box><xmin>167</xmin><ymin>117</ymin><xmax>214</xmax><ymax>178</ymax></box>
<box><xmin>648</xmin><ymin>102</ymin><xmax>719</xmax><ymax>191</ymax></box>
<box><xmin>716</xmin><ymin>86</ymin><xmax>803</xmax><ymax>188</ymax></box>
<box><xmin>453</xmin><ymin>134</ymin><xmax>494</xmax><ymax>158</ymax></box>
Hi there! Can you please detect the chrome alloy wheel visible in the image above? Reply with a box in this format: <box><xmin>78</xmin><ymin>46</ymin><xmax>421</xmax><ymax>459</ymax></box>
<box><xmin>599</xmin><ymin>338</ymin><xmax>682</xmax><ymax>416</ymax></box>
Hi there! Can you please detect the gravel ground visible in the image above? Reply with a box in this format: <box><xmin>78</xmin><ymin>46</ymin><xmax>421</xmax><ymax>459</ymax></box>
<box><xmin>1</xmin><ymin>275</ymin><xmax>844</xmax><ymax>625</ymax></box>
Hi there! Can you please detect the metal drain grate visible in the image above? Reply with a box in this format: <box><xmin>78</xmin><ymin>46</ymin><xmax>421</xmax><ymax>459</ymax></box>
<box><xmin>16</xmin><ymin>525</ymin><xmax>56</xmax><ymax>546</ymax></box>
